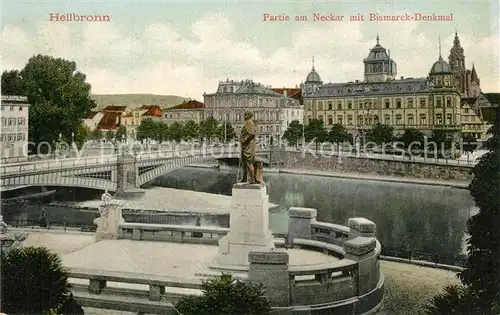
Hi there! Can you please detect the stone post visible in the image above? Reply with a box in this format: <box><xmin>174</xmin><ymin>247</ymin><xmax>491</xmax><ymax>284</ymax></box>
<box><xmin>248</xmin><ymin>250</ymin><xmax>290</xmax><ymax>309</ymax></box>
<box><xmin>116</xmin><ymin>153</ymin><xmax>137</xmax><ymax>194</ymax></box>
<box><xmin>347</xmin><ymin>217</ymin><xmax>376</xmax><ymax>238</ymax></box>
<box><xmin>287</xmin><ymin>207</ymin><xmax>317</xmax><ymax>246</ymax></box>
<box><xmin>95</xmin><ymin>201</ymin><xmax>125</xmax><ymax>242</ymax></box>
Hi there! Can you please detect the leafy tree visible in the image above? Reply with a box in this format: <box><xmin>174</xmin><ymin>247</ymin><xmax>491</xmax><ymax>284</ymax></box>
<box><xmin>115</xmin><ymin>125</ymin><xmax>127</xmax><ymax>141</ymax></box>
<box><xmin>90</xmin><ymin>128</ymin><xmax>103</xmax><ymax>141</ymax></box>
<box><xmin>57</xmin><ymin>293</ymin><xmax>84</xmax><ymax>315</ymax></box>
<box><xmin>304</xmin><ymin>118</ymin><xmax>328</xmax><ymax>151</ymax></box>
<box><xmin>157</xmin><ymin>122</ymin><xmax>169</xmax><ymax>142</ymax></box>
<box><xmin>430</xmin><ymin>129</ymin><xmax>454</xmax><ymax>152</ymax></box>
<box><xmin>183</xmin><ymin>120</ymin><xmax>200</xmax><ymax>141</ymax></box>
<box><xmin>425</xmin><ymin>284</ymin><xmax>483</xmax><ymax>315</ymax></box>
<box><xmin>399</xmin><ymin>128</ymin><xmax>424</xmax><ymax>148</ymax></box>
<box><xmin>2</xmin><ymin>55</ymin><xmax>96</xmax><ymax>152</ymax></box>
<box><xmin>170</xmin><ymin>122</ymin><xmax>183</xmax><ymax>143</ymax></box>
<box><xmin>105</xmin><ymin>130</ymin><xmax>115</xmax><ymax>141</ymax></box>
<box><xmin>460</xmin><ymin>107</ymin><xmax>500</xmax><ymax>312</ymax></box>
<box><xmin>461</xmin><ymin>134</ymin><xmax>477</xmax><ymax>153</ymax></box>
<box><xmin>283</xmin><ymin>120</ymin><xmax>303</xmax><ymax>146</ymax></box>
<box><xmin>328</xmin><ymin>123</ymin><xmax>351</xmax><ymax>144</ymax></box>
<box><xmin>1</xmin><ymin>70</ymin><xmax>25</xmax><ymax>95</ymax></box>
<box><xmin>74</xmin><ymin>124</ymin><xmax>91</xmax><ymax>149</ymax></box>
<box><xmin>176</xmin><ymin>273</ymin><xmax>270</xmax><ymax>315</ymax></box>
<box><xmin>200</xmin><ymin>116</ymin><xmax>219</xmax><ymax>143</ymax></box>
<box><xmin>1</xmin><ymin>247</ymin><xmax>72</xmax><ymax>314</ymax></box>
<box><xmin>365</xmin><ymin>123</ymin><xmax>394</xmax><ymax>145</ymax></box>
<box><xmin>136</xmin><ymin>118</ymin><xmax>157</xmax><ymax>141</ymax></box>
<box><xmin>217</xmin><ymin>121</ymin><xmax>236</xmax><ymax>142</ymax></box>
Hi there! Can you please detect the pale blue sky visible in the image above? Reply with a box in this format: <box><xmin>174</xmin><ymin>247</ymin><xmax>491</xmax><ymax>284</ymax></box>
<box><xmin>2</xmin><ymin>0</ymin><xmax>499</xmax><ymax>99</ymax></box>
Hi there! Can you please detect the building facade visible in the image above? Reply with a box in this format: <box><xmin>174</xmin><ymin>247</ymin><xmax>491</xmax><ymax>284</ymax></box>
<box><xmin>122</xmin><ymin>105</ymin><xmax>163</xmax><ymax>138</ymax></box>
<box><xmin>302</xmin><ymin>35</ymin><xmax>463</xmax><ymax>139</ymax></box>
<box><xmin>0</xmin><ymin>95</ymin><xmax>30</xmax><ymax>159</ymax></box>
<box><xmin>83</xmin><ymin>111</ymin><xmax>104</xmax><ymax>131</ymax></box>
<box><xmin>163</xmin><ymin>100</ymin><xmax>205</xmax><ymax>125</ymax></box>
<box><xmin>271</xmin><ymin>88</ymin><xmax>304</xmax><ymax>133</ymax></box>
<box><xmin>204</xmin><ymin>79</ymin><xmax>301</xmax><ymax>142</ymax></box>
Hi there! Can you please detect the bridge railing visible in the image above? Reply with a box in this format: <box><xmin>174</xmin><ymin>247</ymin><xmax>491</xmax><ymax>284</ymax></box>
<box><xmin>0</xmin><ymin>155</ymin><xmax>119</xmax><ymax>174</ymax></box>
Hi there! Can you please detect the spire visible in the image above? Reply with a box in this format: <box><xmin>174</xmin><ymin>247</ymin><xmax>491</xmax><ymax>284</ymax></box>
<box><xmin>438</xmin><ymin>35</ymin><xmax>442</xmax><ymax>59</ymax></box>
<box><xmin>376</xmin><ymin>34</ymin><xmax>380</xmax><ymax>44</ymax></box>
<box><xmin>312</xmin><ymin>56</ymin><xmax>315</xmax><ymax>70</ymax></box>
<box><xmin>471</xmin><ymin>63</ymin><xmax>479</xmax><ymax>82</ymax></box>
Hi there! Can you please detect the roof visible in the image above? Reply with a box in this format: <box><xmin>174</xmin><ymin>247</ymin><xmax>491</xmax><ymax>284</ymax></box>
<box><xmin>306</xmin><ymin>68</ymin><xmax>322</xmax><ymax>83</ymax></box>
<box><xmin>480</xmin><ymin>107</ymin><xmax>497</xmax><ymax>123</ymax></box>
<box><xmin>85</xmin><ymin>111</ymin><xmax>100</xmax><ymax>119</ymax></box>
<box><xmin>140</xmin><ymin>105</ymin><xmax>162</xmax><ymax>110</ymax></box>
<box><xmin>271</xmin><ymin>88</ymin><xmax>303</xmax><ymax>103</ymax></box>
<box><xmin>484</xmin><ymin>93</ymin><xmax>500</xmax><ymax>105</ymax></box>
<box><xmin>98</xmin><ymin>112</ymin><xmax>121</xmax><ymax>130</ymax></box>
<box><xmin>168</xmin><ymin>100</ymin><xmax>205</xmax><ymax>110</ymax></box>
<box><xmin>103</xmin><ymin>105</ymin><xmax>128</xmax><ymax>111</ymax></box>
<box><xmin>430</xmin><ymin>57</ymin><xmax>452</xmax><ymax>74</ymax></box>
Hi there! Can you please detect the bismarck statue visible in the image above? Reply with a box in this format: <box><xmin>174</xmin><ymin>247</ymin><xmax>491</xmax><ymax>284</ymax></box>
<box><xmin>239</xmin><ymin>111</ymin><xmax>264</xmax><ymax>184</ymax></box>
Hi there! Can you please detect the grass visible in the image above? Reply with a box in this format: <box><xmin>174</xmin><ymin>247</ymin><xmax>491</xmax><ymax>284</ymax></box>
<box><xmin>380</xmin><ymin>260</ymin><xmax>461</xmax><ymax>314</ymax></box>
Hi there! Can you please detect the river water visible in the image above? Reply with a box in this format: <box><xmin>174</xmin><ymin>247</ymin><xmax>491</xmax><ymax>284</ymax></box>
<box><xmin>3</xmin><ymin>166</ymin><xmax>475</xmax><ymax>264</ymax></box>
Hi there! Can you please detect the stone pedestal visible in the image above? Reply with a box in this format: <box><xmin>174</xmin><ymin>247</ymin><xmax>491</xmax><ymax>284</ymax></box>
<box><xmin>94</xmin><ymin>201</ymin><xmax>125</xmax><ymax>241</ymax></box>
<box><xmin>212</xmin><ymin>183</ymin><xmax>275</xmax><ymax>268</ymax></box>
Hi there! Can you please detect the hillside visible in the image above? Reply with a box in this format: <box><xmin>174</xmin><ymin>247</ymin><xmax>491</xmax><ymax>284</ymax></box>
<box><xmin>91</xmin><ymin>94</ymin><xmax>188</xmax><ymax>109</ymax></box>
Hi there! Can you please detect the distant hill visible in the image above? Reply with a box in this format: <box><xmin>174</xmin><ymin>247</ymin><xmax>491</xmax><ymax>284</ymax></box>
<box><xmin>91</xmin><ymin>94</ymin><xmax>188</xmax><ymax>109</ymax></box>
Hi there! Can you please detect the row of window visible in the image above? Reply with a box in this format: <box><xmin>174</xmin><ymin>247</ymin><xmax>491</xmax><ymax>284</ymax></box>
<box><xmin>462</xmin><ymin>124</ymin><xmax>483</xmax><ymax>130</ymax></box>
<box><xmin>1</xmin><ymin>105</ymin><xmax>24</xmax><ymax>111</ymax></box>
<box><xmin>1</xmin><ymin>117</ymin><xmax>27</xmax><ymax>126</ymax></box>
<box><xmin>311</xmin><ymin>113</ymin><xmax>457</xmax><ymax>126</ymax></box>
<box><xmin>307</xmin><ymin>96</ymin><xmax>456</xmax><ymax>111</ymax></box>
<box><xmin>1</xmin><ymin>133</ymin><xmax>27</xmax><ymax>142</ymax></box>
<box><xmin>258</xmin><ymin>125</ymin><xmax>281</xmax><ymax>134</ymax></box>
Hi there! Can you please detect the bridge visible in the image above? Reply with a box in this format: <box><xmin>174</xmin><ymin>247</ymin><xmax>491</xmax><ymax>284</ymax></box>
<box><xmin>0</xmin><ymin>146</ymin><xmax>271</xmax><ymax>193</ymax></box>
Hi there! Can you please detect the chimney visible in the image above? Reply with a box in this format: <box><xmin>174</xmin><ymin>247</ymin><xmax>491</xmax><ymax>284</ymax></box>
<box><xmin>283</xmin><ymin>89</ymin><xmax>287</xmax><ymax>97</ymax></box>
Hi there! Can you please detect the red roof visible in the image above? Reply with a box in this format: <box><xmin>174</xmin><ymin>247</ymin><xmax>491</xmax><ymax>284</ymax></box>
<box><xmin>103</xmin><ymin>105</ymin><xmax>128</xmax><ymax>112</ymax></box>
<box><xmin>168</xmin><ymin>100</ymin><xmax>205</xmax><ymax>110</ymax></box>
<box><xmin>85</xmin><ymin>111</ymin><xmax>99</xmax><ymax>119</ymax></box>
<box><xmin>141</xmin><ymin>106</ymin><xmax>163</xmax><ymax>117</ymax></box>
<box><xmin>140</xmin><ymin>105</ymin><xmax>162</xmax><ymax>110</ymax></box>
<box><xmin>271</xmin><ymin>88</ymin><xmax>303</xmax><ymax>104</ymax></box>
<box><xmin>98</xmin><ymin>112</ymin><xmax>121</xmax><ymax>130</ymax></box>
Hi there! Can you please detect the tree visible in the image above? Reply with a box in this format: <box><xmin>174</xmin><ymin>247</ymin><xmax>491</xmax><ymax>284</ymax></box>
<box><xmin>170</xmin><ymin>122</ymin><xmax>183</xmax><ymax>143</ymax></box>
<box><xmin>462</xmin><ymin>134</ymin><xmax>477</xmax><ymax>153</ymax></box>
<box><xmin>430</xmin><ymin>129</ymin><xmax>454</xmax><ymax>152</ymax></box>
<box><xmin>90</xmin><ymin>128</ymin><xmax>103</xmax><ymax>141</ymax></box>
<box><xmin>460</xmin><ymin>107</ymin><xmax>500</xmax><ymax>312</ymax></box>
<box><xmin>328</xmin><ymin>123</ymin><xmax>351</xmax><ymax>144</ymax></box>
<box><xmin>399</xmin><ymin>128</ymin><xmax>425</xmax><ymax>151</ymax></box>
<box><xmin>2</xmin><ymin>55</ymin><xmax>96</xmax><ymax>152</ymax></box>
<box><xmin>157</xmin><ymin>122</ymin><xmax>169</xmax><ymax>142</ymax></box>
<box><xmin>136</xmin><ymin>118</ymin><xmax>157</xmax><ymax>141</ymax></box>
<box><xmin>365</xmin><ymin>123</ymin><xmax>394</xmax><ymax>145</ymax></box>
<box><xmin>1</xmin><ymin>70</ymin><xmax>25</xmax><ymax>95</ymax></box>
<box><xmin>304</xmin><ymin>118</ymin><xmax>328</xmax><ymax>151</ymax></box>
<box><xmin>115</xmin><ymin>126</ymin><xmax>127</xmax><ymax>141</ymax></box>
<box><xmin>74</xmin><ymin>124</ymin><xmax>91</xmax><ymax>149</ymax></box>
<box><xmin>1</xmin><ymin>247</ymin><xmax>72</xmax><ymax>314</ymax></box>
<box><xmin>217</xmin><ymin>121</ymin><xmax>236</xmax><ymax>142</ymax></box>
<box><xmin>105</xmin><ymin>130</ymin><xmax>115</xmax><ymax>141</ymax></box>
<box><xmin>183</xmin><ymin>120</ymin><xmax>200</xmax><ymax>141</ymax></box>
<box><xmin>57</xmin><ymin>293</ymin><xmax>84</xmax><ymax>315</ymax></box>
<box><xmin>200</xmin><ymin>116</ymin><xmax>219</xmax><ymax>143</ymax></box>
<box><xmin>175</xmin><ymin>273</ymin><xmax>270</xmax><ymax>315</ymax></box>
<box><xmin>425</xmin><ymin>284</ymin><xmax>482</xmax><ymax>315</ymax></box>
<box><xmin>283</xmin><ymin>120</ymin><xmax>303</xmax><ymax>146</ymax></box>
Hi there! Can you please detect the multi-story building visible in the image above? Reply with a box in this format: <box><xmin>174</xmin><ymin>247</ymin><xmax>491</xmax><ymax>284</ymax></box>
<box><xmin>302</xmin><ymin>35</ymin><xmax>465</xmax><ymax>140</ymax></box>
<box><xmin>83</xmin><ymin>111</ymin><xmax>104</xmax><ymax>131</ymax></box>
<box><xmin>461</xmin><ymin>93</ymin><xmax>499</xmax><ymax>140</ymax></box>
<box><xmin>97</xmin><ymin>105</ymin><xmax>130</xmax><ymax>135</ymax></box>
<box><xmin>164</xmin><ymin>100</ymin><xmax>205</xmax><ymax>125</ymax></box>
<box><xmin>0</xmin><ymin>95</ymin><xmax>30</xmax><ymax>160</ymax></box>
<box><xmin>203</xmin><ymin>79</ymin><xmax>300</xmax><ymax>142</ymax></box>
<box><xmin>122</xmin><ymin>105</ymin><xmax>162</xmax><ymax>138</ymax></box>
<box><xmin>271</xmin><ymin>87</ymin><xmax>304</xmax><ymax>132</ymax></box>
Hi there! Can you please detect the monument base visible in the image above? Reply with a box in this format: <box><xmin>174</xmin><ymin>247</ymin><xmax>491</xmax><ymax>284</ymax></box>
<box><xmin>210</xmin><ymin>182</ymin><xmax>275</xmax><ymax>269</ymax></box>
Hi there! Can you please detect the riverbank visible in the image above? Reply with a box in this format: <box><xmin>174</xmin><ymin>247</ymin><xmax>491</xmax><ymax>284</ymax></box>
<box><xmin>186</xmin><ymin>163</ymin><xmax>470</xmax><ymax>189</ymax></box>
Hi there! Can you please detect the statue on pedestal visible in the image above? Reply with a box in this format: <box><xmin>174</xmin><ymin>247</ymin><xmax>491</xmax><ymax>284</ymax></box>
<box><xmin>101</xmin><ymin>190</ymin><xmax>112</xmax><ymax>204</ymax></box>
<box><xmin>94</xmin><ymin>191</ymin><xmax>124</xmax><ymax>240</ymax></box>
<box><xmin>0</xmin><ymin>215</ymin><xmax>10</xmax><ymax>234</ymax></box>
<box><xmin>239</xmin><ymin>111</ymin><xmax>264</xmax><ymax>184</ymax></box>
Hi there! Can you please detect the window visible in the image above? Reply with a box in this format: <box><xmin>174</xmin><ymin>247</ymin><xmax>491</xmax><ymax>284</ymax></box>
<box><xmin>328</xmin><ymin>102</ymin><xmax>333</xmax><ymax>110</ymax></box>
<box><xmin>385</xmin><ymin>100</ymin><xmax>390</xmax><ymax>109</ymax></box>
<box><xmin>408</xmin><ymin>114</ymin><xmax>414</xmax><ymax>125</ymax></box>
<box><xmin>435</xmin><ymin>114</ymin><xmax>442</xmax><ymax>125</ymax></box>
<box><xmin>337</xmin><ymin>102</ymin><xmax>342</xmax><ymax>110</ymax></box>
<box><xmin>17</xmin><ymin>133</ymin><xmax>22</xmax><ymax>141</ymax></box>
<box><xmin>384</xmin><ymin>115</ymin><xmax>391</xmax><ymax>125</ymax></box>
<box><xmin>464</xmin><ymin>108</ymin><xmax>469</xmax><ymax>113</ymax></box>
<box><xmin>420</xmin><ymin>98</ymin><xmax>426</xmax><ymax>108</ymax></box>
<box><xmin>407</xmin><ymin>98</ymin><xmax>414</xmax><ymax>108</ymax></box>
<box><xmin>396</xmin><ymin>100</ymin><xmax>401</xmax><ymax>108</ymax></box>
<box><xmin>446</xmin><ymin>98</ymin><xmax>452</xmax><ymax>107</ymax></box>
<box><xmin>337</xmin><ymin>116</ymin><xmax>343</xmax><ymax>125</ymax></box>
<box><xmin>358</xmin><ymin>115</ymin><xmax>363</xmax><ymax>125</ymax></box>
<box><xmin>436</xmin><ymin>99</ymin><xmax>442</xmax><ymax>107</ymax></box>
<box><xmin>18</xmin><ymin>106</ymin><xmax>22</xmax><ymax>111</ymax></box>
<box><xmin>446</xmin><ymin>114</ymin><xmax>452</xmax><ymax>125</ymax></box>
<box><xmin>347</xmin><ymin>115</ymin><xmax>353</xmax><ymax>125</ymax></box>
<box><xmin>318</xmin><ymin>115</ymin><xmax>324</xmax><ymax>122</ymax></box>
<box><xmin>0</xmin><ymin>134</ymin><xmax>4</xmax><ymax>141</ymax></box>
<box><xmin>10</xmin><ymin>106</ymin><xmax>14</xmax><ymax>111</ymax></box>
<box><xmin>348</xmin><ymin>102</ymin><xmax>352</xmax><ymax>110</ymax></box>
<box><xmin>419</xmin><ymin>114</ymin><xmax>427</xmax><ymax>125</ymax></box>
<box><xmin>328</xmin><ymin>115</ymin><xmax>333</xmax><ymax>125</ymax></box>
<box><xmin>395</xmin><ymin>114</ymin><xmax>402</xmax><ymax>125</ymax></box>
<box><xmin>318</xmin><ymin>101</ymin><xmax>323</xmax><ymax>110</ymax></box>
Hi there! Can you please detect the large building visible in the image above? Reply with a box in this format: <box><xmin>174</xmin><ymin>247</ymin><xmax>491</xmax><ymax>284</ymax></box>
<box><xmin>203</xmin><ymin>79</ymin><xmax>301</xmax><ymax>142</ymax></box>
<box><xmin>122</xmin><ymin>105</ymin><xmax>163</xmax><ymax>138</ymax></box>
<box><xmin>271</xmin><ymin>87</ymin><xmax>304</xmax><ymax>133</ymax></box>
<box><xmin>0</xmin><ymin>95</ymin><xmax>30</xmax><ymax>160</ymax></box>
<box><xmin>302</xmin><ymin>34</ymin><xmax>488</xmax><ymax>140</ymax></box>
<box><xmin>164</xmin><ymin>100</ymin><xmax>205</xmax><ymax>125</ymax></box>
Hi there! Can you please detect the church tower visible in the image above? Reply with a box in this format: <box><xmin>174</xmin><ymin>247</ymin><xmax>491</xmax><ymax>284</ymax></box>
<box><xmin>363</xmin><ymin>35</ymin><xmax>397</xmax><ymax>82</ymax></box>
<box><xmin>448</xmin><ymin>31</ymin><xmax>467</xmax><ymax>95</ymax></box>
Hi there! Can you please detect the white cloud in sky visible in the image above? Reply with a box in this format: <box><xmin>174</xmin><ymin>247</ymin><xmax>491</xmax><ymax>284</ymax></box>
<box><xmin>2</xmin><ymin>12</ymin><xmax>499</xmax><ymax>101</ymax></box>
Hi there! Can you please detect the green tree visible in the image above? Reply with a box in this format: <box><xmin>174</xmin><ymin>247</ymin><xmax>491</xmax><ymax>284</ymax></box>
<box><xmin>176</xmin><ymin>273</ymin><xmax>270</xmax><ymax>315</ymax></box>
<box><xmin>217</xmin><ymin>121</ymin><xmax>236</xmax><ymax>142</ymax></box>
<box><xmin>304</xmin><ymin>118</ymin><xmax>328</xmax><ymax>151</ymax></box>
<box><xmin>105</xmin><ymin>130</ymin><xmax>115</xmax><ymax>141</ymax></box>
<box><xmin>90</xmin><ymin>128</ymin><xmax>103</xmax><ymax>141</ymax></box>
<box><xmin>136</xmin><ymin>118</ymin><xmax>157</xmax><ymax>141</ymax></box>
<box><xmin>157</xmin><ymin>122</ymin><xmax>169</xmax><ymax>142</ymax></box>
<box><xmin>2</xmin><ymin>55</ymin><xmax>96</xmax><ymax>152</ymax></box>
<box><xmin>460</xmin><ymin>107</ymin><xmax>500</xmax><ymax>312</ymax></box>
<box><xmin>1</xmin><ymin>247</ymin><xmax>73</xmax><ymax>314</ymax></box>
<box><xmin>426</xmin><ymin>284</ymin><xmax>483</xmax><ymax>315</ymax></box>
<box><xmin>170</xmin><ymin>122</ymin><xmax>183</xmax><ymax>143</ymax></box>
<box><xmin>115</xmin><ymin>125</ymin><xmax>127</xmax><ymax>141</ymax></box>
<box><xmin>200</xmin><ymin>116</ymin><xmax>219</xmax><ymax>143</ymax></box>
<box><xmin>183</xmin><ymin>120</ymin><xmax>200</xmax><ymax>141</ymax></box>
<box><xmin>430</xmin><ymin>129</ymin><xmax>454</xmax><ymax>152</ymax></box>
<box><xmin>74</xmin><ymin>124</ymin><xmax>91</xmax><ymax>149</ymax></box>
<box><xmin>1</xmin><ymin>70</ymin><xmax>25</xmax><ymax>95</ymax></box>
<box><xmin>399</xmin><ymin>128</ymin><xmax>425</xmax><ymax>151</ymax></box>
<box><xmin>328</xmin><ymin>123</ymin><xmax>351</xmax><ymax>144</ymax></box>
<box><xmin>366</xmin><ymin>123</ymin><xmax>394</xmax><ymax>145</ymax></box>
<box><xmin>461</xmin><ymin>134</ymin><xmax>477</xmax><ymax>153</ymax></box>
<box><xmin>283</xmin><ymin>120</ymin><xmax>303</xmax><ymax>146</ymax></box>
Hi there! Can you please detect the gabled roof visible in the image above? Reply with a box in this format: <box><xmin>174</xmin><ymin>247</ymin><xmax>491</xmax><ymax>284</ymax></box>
<box><xmin>103</xmin><ymin>105</ymin><xmax>128</xmax><ymax>111</ymax></box>
<box><xmin>85</xmin><ymin>111</ymin><xmax>100</xmax><ymax>119</ymax></box>
<box><xmin>98</xmin><ymin>112</ymin><xmax>121</xmax><ymax>130</ymax></box>
<box><xmin>140</xmin><ymin>105</ymin><xmax>162</xmax><ymax>110</ymax></box>
<box><xmin>168</xmin><ymin>100</ymin><xmax>205</xmax><ymax>110</ymax></box>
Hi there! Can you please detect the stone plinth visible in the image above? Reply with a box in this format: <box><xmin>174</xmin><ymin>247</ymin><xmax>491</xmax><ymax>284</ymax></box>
<box><xmin>94</xmin><ymin>201</ymin><xmax>125</xmax><ymax>241</ymax></box>
<box><xmin>348</xmin><ymin>217</ymin><xmax>377</xmax><ymax>238</ymax></box>
<box><xmin>287</xmin><ymin>207</ymin><xmax>317</xmax><ymax>246</ymax></box>
<box><xmin>212</xmin><ymin>183</ymin><xmax>275</xmax><ymax>268</ymax></box>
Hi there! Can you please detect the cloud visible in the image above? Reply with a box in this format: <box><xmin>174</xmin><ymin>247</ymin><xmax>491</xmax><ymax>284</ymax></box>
<box><xmin>1</xmin><ymin>13</ymin><xmax>499</xmax><ymax>100</ymax></box>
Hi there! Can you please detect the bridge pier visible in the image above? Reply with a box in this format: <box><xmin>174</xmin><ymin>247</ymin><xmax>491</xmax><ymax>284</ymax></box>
<box><xmin>116</xmin><ymin>154</ymin><xmax>143</xmax><ymax>197</ymax></box>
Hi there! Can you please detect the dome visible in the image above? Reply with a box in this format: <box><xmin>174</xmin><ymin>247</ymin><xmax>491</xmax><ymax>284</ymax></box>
<box><xmin>306</xmin><ymin>68</ymin><xmax>322</xmax><ymax>83</ymax></box>
<box><xmin>430</xmin><ymin>57</ymin><xmax>452</xmax><ymax>74</ymax></box>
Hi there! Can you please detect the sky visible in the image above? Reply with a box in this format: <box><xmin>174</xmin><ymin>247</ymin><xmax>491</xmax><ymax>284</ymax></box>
<box><xmin>1</xmin><ymin>0</ymin><xmax>499</xmax><ymax>101</ymax></box>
